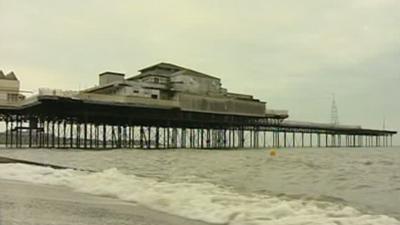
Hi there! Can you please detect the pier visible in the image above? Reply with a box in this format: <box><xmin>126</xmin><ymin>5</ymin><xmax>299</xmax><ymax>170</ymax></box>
<box><xmin>0</xmin><ymin>63</ymin><xmax>396</xmax><ymax>149</ymax></box>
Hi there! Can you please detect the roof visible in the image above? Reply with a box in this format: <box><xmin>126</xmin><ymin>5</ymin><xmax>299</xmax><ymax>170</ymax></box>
<box><xmin>99</xmin><ymin>71</ymin><xmax>125</xmax><ymax>76</ymax></box>
<box><xmin>0</xmin><ymin>71</ymin><xmax>18</xmax><ymax>80</ymax></box>
<box><xmin>128</xmin><ymin>62</ymin><xmax>220</xmax><ymax>80</ymax></box>
<box><xmin>5</xmin><ymin>72</ymin><xmax>18</xmax><ymax>80</ymax></box>
<box><xmin>139</xmin><ymin>62</ymin><xmax>182</xmax><ymax>73</ymax></box>
<box><xmin>82</xmin><ymin>81</ymin><xmax>129</xmax><ymax>93</ymax></box>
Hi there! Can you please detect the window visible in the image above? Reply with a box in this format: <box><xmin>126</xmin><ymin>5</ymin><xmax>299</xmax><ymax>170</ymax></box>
<box><xmin>151</xmin><ymin>94</ymin><xmax>158</xmax><ymax>99</ymax></box>
<box><xmin>7</xmin><ymin>93</ymin><xmax>18</xmax><ymax>102</ymax></box>
<box><xmin>133</xmin><ymin>90</ymin><xmax>139</xmax><ymax>93</ymax></box>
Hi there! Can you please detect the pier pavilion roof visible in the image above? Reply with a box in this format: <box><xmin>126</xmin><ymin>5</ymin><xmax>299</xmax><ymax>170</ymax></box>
<box><xmin>5</xmin><ymin>72</ymin><xmax>18</xmax><ymax>80</ymax></box>
<box><xmin>128</xmin><ymin>62</ymin><xmax>220</xmax><ymax>81</ymax></box>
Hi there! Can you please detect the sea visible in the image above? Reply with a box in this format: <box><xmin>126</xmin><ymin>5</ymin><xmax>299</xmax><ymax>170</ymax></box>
<box><xmin>0</xmin><ymin>147</ymin><xmax>399</xmax><ymax>225</ymax></box>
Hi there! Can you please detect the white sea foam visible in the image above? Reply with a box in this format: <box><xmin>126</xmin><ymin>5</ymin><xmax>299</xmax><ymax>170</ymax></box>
<box><xmin>0</xmin><ymin>163</ymin><xmax>399</xmax><ymax>225</ymax></box>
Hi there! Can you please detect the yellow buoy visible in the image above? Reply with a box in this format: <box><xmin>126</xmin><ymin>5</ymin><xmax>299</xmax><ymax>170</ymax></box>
<box><xmin>270</xmin><ymin>149</ymin><xmax>277</xmax><ymax>156</ymax></box>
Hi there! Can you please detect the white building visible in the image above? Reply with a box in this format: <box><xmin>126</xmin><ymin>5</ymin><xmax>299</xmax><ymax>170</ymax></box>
<box><xmin>0</xmin><ymin>70</ymin><xmax>25</xmax><ymax>103</ymax></box>
<box><xmin>83</xmin><ymin>63</ymin><xmax>270</xmax><ymax>117</ymax></box>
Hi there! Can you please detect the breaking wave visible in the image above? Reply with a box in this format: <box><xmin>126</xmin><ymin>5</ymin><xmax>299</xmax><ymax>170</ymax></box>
<box><xmin>0</xmin><ymin>163</ymin><xmax>399</xmax><ymax>225</ymax></box>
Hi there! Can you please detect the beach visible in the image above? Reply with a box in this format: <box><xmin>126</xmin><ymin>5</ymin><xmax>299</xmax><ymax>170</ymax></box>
<box><xmin>0</xmin><ymin>148</ymin><xmax>399</xmax><ymax>225</ymax></box>
<box><xmin>0</xmin><ymin>178</ymin><xmax>210</xmax><ymax>225</ymax></box>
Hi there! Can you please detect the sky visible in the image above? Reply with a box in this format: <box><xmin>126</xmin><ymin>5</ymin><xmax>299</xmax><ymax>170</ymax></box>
<box><xmin>1</xmin><ymin>0</ymin><xmax>399</xmax><ymax>144</ymax></box>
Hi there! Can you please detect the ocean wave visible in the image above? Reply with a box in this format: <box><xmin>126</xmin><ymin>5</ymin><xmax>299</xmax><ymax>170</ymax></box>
<box><xmin>0</xmin><ymin>163</ymin><xmax>399</xmax><ymax>225</ymax></box>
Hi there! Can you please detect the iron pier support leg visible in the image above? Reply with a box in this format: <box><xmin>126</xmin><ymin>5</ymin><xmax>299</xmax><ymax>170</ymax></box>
<box><xmin>128</xmin><ymin>126</ymin><xmax>132</xmax><ymax>149</ymax></box>
<box><xmin>182</xmin><ymin>128</ymin><xmax>186</xmax><ymax>149</ymax></box>
<box><xmin>391</xmin><ymin>135</ymin><xmax>393</xmax><ymax>147</ymax></box>
<box><xmin>15</xmin><ymin>116</ymin><xmax>18</xmax><ymax>148</ymax></box>
<box><xmin>51</xmin><ymin>120</ymin><xmax>55</xmax><ymax>148</ymax></box>
<box><xmin>63</xmin><ymin>120</ymin><xmax>66</xmax><ymax>148</ymax></box>
<box><xmin>96</xmin><ymin>125</ymin><xmax>100</xmax><ymax>149</ymax></box>
<box><xmin>77</xmin><ymin>123</ymin><xmax>81</xmax><ymax>149</ymax></box>
<box><xmin>122</xmin><ymin>126</ymin><xmax>126</xmax><ymax>149</ymax></box>
<box><xmin>162</xmin><ymin>128</ymin><xmax>165</xmax><ymax>149</ymax></box>
<box><xmin>39</xmin><ymin>119</ymin><xmax>43</xmax><ymax>148</ymax></box>
<box><xmin>301</xmin><ymin>132</ymin><xmax>304</xmax><ymax>148</ymax></box>
<box><xmin>156</xmin><ymin>127</ymin><xmax>160</xmax><ymax>149</ymax></box>
<box><xmin>133</xmin><ymin>126</ymin><xmax>136</xmax><ymax>149</ymax></box>
<box><xmin>5</xmin><ymin>119</ymin><xmax>9</xmax><ymax>148</ymax></box>
<box><xmin>293</xmin><ymin>132</ymin><xmax>295</xmax><ymax>148</ymax></box>
<box><xmin>206</xmin><ymin>129</ymin><xmax>210</xmax><ymax>149</ymax></box>
<box><xmin>118</xmin><ymin>125</ymin><xmax>122</xmax><ymax>149</ymax></box>
<box><xmin>147</xmin><ymin>126</ymin><xmax>151</xmax><ymax>149</ymax></box>
<box><xmin>284</xmin><ymin>132</ymin><xmax>287</xmax><ymax>148</ymax></box>
<box><xmin>111</xmin><ymin>126</ymin><xmax>115</xmax><ymax>148</ymax></box>
<box><xmin>232</xmin><ymin>129</ymin><xmax>236</xmax><ymax>148</ymax></box>
<box><xmin>272</xmin><ymin>132</ymin><xmax>275</xmax><ymax>148</ymax></box>
<box><xmin>70</xmin><ymin>120</ymin><xmax>74</xmax><ymax>149</ymax></box>
<box><xmin>164</xmin><ymin>127</ymin><xmax>170</xmax><ymax>149</ymax></box>
<box><xmin>249</xmin><ymin>130</ymin><xmax>253</xmax><ymax>148</ymax></box>
<box><xmin>89</xmin><ymin>123</ymin><xmax>93</xmax><ymax>149</ymax></box>
<box><xmin>223</xmin><ymin>129</ymin><xmax>227</xmax><ymax>149</ymax></box>
<box><xmin>20</xmin><ymin>117</ymin><xmax>23</xmax><ymax>148</ymax></box>
<box><xmin>46</xmin><ymin>120</ymin><xmax>49</xmax><ymax>148</ymax></box>
<box><xmin>310</xmin><ymin>133</ymin><xmax>313</xmax><ymax>148</ymax></box>
<box><xmin>28</xmin><ymin>118</ymin><xmax>32</xmax><ymax>148</ymax></box>
<box><xmin>57</xmin><ymin>121</ymin><xmax>60</xmax><ymax>148</ymax></box>
<box><xmin>13</xmin><ymin>117</ymin><xmax>17</xmax><ymax>148</ymax></box>
<box><xmin>254</xmin><ymin>129</ymin><xmax>258</xmax><ymax>148</ymax></box>
<box><xmin>10</xmin><ymin>119</ymin><xmax>14</xmax><ymax>148</ymax></box>
<box><xmin>241</xmin><ymin>129</ymin><xmax>245</xmax><ymax>148</ymax></box>
<box><xmin>167</xmin><ymin>127</ymin><xmax>170</xmax><ymax>149</ymax></box>
<box><xmin>29</xmin><ymin>117</ymin><xmax>33</xmax><ymax>148</ymax></box>
<box><xmin>325</xmin><ymin>133</ymin><xmax>328</xmax><ymax>148</ymax></box>
<box><xmin>387</xmin><ymin>135</ymin><xmax>389</xmax><ymax>147</ymax></box>
<box><xmin>369</xmin><ymin>136</ymin><xmax>371</xmax><ymax>147</ymax></box>
<box><xmin>102</xmin><ymin>124</ymin><xmax>106</xmax><ymax>149</ymax></box>
<box><xmin>189</xmin><ymin>129</ymin><xmax>192</xmax><ymax>149</ymax></box>
<box><xmin>277</xmin><ymin>131</ymin><xmax>280</xmax><ymax>148</ymax></box>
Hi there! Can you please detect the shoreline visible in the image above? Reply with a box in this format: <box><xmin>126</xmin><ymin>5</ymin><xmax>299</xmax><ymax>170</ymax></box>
<box><xmin>0</xmin><ymin>178</ymin><xmax>212</xmax><ymax>225</ymax></box>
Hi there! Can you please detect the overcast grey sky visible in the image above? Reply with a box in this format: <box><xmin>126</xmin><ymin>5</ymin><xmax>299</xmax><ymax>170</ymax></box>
<box><xmin>1</xmin><ymin>0</ymin><xmax>399</xmax><ymax>144</ymax></box>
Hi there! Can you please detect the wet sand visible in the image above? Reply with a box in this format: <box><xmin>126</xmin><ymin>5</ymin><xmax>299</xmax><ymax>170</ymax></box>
<box><xmin>0</xmin><ymin>156</ymin><xmax>94</xmax><ymax>171</ymax></box>
<box><xmin>0</xmin><ymin>156</ymin><xmax>212</xmax><ymax>225</ymax></box>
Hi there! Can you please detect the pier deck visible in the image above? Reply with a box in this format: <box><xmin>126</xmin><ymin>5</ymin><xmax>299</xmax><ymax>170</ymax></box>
<box><xmin>0</xmin><ymin>92</ymin><xmax>396</xmax><ymax>149</ymax></box>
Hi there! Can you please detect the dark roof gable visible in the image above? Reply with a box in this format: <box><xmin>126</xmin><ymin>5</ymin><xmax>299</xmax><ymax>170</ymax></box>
<box><xmin>5</xmin><ymin>72</ymin><xmax>18</xmax><ymax>80</ymax></box>
<box><xmin>139</xmin><ymin>62</ymin><xmax>182</xmax><ymax>73</ymax></box>
<box><xmin>129</xmin><ymin>62</ymin><xmax>220</xmax><ymax>80</ymax></box>
<box><xmin>99</xmin><ymin>71</ymin><xmax>125</xmax><ymax>76</ymax></box>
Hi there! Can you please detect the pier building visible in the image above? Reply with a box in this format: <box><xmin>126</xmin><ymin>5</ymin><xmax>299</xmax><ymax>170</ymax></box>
<box><xmin>0</xmin><ymin>63</ymin><xmax>396</xmax><ymax>149</ymax></box>
<box><xmin>83</xmin><ymin>63</ymin><xmax>270</xmax><ymax>118</ymax></box>
<box><xmin>0</xmin><ymin>70</ymin><xmax>25</xmax><ymax>104</ymax></box>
